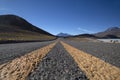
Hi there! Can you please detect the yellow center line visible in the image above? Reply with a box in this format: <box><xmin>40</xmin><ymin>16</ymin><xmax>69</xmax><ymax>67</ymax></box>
<box><xmin>61</xmin><ymin>41</ymin><xmax>120</xmax><ymax>80</ymax></box>
<box><xmin>0</xmin><ymin>42</ymin><xmax>57</xmax><ymax>80</ymax></box>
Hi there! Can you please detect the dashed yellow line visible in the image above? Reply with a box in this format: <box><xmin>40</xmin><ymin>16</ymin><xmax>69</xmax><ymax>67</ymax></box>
<box><xmin>61</xmin><ymin>41</ymin><xmax>120</xmax><ymax>80</ymax></box>
<box><xmin>0</xmin><ymin>42</ymin><xmax>56</xmax><ymax>80</ymax></box>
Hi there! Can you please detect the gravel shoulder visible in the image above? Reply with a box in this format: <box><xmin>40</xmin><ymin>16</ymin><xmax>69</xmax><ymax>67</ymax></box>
<box><xmin>63</xmin><ymin>40</ymin><xmax>120</xmax><ymax>67</ymax></box>
<box><xmin>27</xmin><ymin>42</ymin><xmax>88</xmax><ymax>80</ymax></box>
<box><xmin>0</xmin><ymin>41</ymin><xmax>54</xmax><ymax>65</ymax></box>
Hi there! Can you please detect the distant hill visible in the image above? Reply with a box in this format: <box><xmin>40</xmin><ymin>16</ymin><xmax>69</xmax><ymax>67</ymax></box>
<box><xmin>56</xmin><ymin>33</ymin><xmax>71</xmax><ymax>37</ymax></box>
<box><xmin>94</xmin><ymin>27</ymin><xmax>120</xmax><ymax>38</ymax></box>
<box><xmin>74</xmin><ymin>34</ymin><xmax>97</xmax><ymax>38</ymax></box>
<box><xmin>0</xmin><ymin>14</ymin><xmax>56</xmax><ymax>42</ymax></box>
<box><xmin>64</xmin><ymin>33</ymin><xmax>97</xmax><ymax>42</ymax></box>
<box><xmin>75</xmin><ymin>27</ymin><xmax>120</xmax><ymax>38</ymax></box>
<box><xmin>65</xmin><ymin>27</ymin><xmax>120</xmax><ymax>41</ymax></box>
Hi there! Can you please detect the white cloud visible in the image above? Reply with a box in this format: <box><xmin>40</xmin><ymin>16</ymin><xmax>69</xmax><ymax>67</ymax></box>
<box><xmin>0</xmin><ymin>8</ymin><xmax>10</xmax><ymax>14</ymax></box>
<box><xmin>0</xmin><ymin>8</ymin><xmax>8</xmax><ymax>11</ymax></box>
<box><xmin>77</xmin><ymin>27</ymin><xmax>93</xmax><ymax>33</ymax></box>
<box><xmin>0</xmin><ymin>8</ymin><xmax>5</xmax><ymax>11</ymax></box>
<box><xmin>0</xmin><ymin>8</ymin><xmax>16</xmax><ymax>14</ymax></box>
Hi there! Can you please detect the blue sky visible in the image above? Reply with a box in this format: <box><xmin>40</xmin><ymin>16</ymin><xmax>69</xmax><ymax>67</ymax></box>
<box><xmin>0</xmin><ymin>0</ymin><xmax>120</xmax><ymax>35</ymax></box>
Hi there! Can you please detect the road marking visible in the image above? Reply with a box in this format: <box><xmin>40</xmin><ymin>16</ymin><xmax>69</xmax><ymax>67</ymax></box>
<box><xmin>0</xmin><ymin>42</ymin><xmax>56</xmax><ymax>80</ymax></box>
<box><xmin>61</xmin><ymin>41</ymin><xmax>120</xmax><ymax>80</ymax></box>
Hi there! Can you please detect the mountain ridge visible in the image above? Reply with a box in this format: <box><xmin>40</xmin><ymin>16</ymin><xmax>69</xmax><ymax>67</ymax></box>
<box><xmin>64</xmin><ymin>27</ymin><xmax>120</xmax><ymax>39</ymax></box>
<box><xmin>94</xmin><ymin>27</ymin><xmax>120</xmax><ymax>38</ymax></box>
<box><xmin>0</xmin><ymin>14</ymin><xmax>53</xmax><ymax>35</ymax></box>
<box><xmin>56</xmin><ymin>32</ymin><xmax>72</xmax><ymax>37</ymax></box>
<box><xmin>0</xmin><ymin>14</ymin><xmax>56</xmax><ymax>42</ymax></box>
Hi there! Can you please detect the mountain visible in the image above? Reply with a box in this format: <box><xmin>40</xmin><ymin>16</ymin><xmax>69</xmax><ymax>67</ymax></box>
<box><xmin>95</xmin><ymin>27</ymin><xmax>120</xmax><ymax>38</ymax></box>
<box><xmin>65</xmin><ymin>27</ymin><xmax>120</xmax><ymax>41</ymax></box>
<box><xmin>56</xmin><ymin>33</ymin><xmax>71</xmax><ymax>37</ymax></box>
<box><xmin>64</xmin><ymin>33</ymin><xmax>97</xmax><ymax>42</ymax></box>
<box><xmin>74</xmin><ymin>34</ymin><xmax>97</xmax><ymax>38</ymax></box>
<box><xmin>0</xmin><ymin>14</ymin><xmax>56</xmax><ymax>42</ymax></box>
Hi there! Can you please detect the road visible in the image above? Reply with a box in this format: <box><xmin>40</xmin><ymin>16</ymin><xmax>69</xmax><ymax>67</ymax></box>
<box><xmin>27</xmin><ymin>42</ymin><xmax>88</xmax><ymax>80</ymax></box>
<box><xmin>0</xmin><ymin>41</ymin><xmax>54</xmax><ymax>64</ymax></box>
<box><xmin>0</xmin><ymin>39</ymin><xmax>120</xmax><ymax>80</ymax></box>
<box><xmin>63</xmin><ymin>40</ymin><xmax>120</xmax><ymax>67</ymax></box>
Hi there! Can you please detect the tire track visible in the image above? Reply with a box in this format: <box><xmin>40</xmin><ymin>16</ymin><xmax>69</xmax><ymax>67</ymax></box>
<box><xmin>0</xmin><ymin>42</ymin><xmax>56</xmax><ymax>80</ymax></box>
<box><xmin>61</xmin><ymin>41</ymin><xmax>120</xmax><ymax>80</ymax></box>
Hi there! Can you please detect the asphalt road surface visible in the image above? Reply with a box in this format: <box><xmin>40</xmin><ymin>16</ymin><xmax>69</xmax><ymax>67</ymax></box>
<box><xmin>0</xmin><ymin>39</ymin><xmax>120</xmax><ymax>80</ymax></box>
<box><xmin>0</xmin><ymin>41</ymin><xmax>54</xmax><ymax>64</ymax></box>
<box><xmin>27</xmin><ymin>42</ymin><xmax>88</xmax><ymax>80</ymax></box>
<box><xmin>63</xmin><ymin>40</ymin><xmax>120</xmax><ymax>67</ymax></box>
